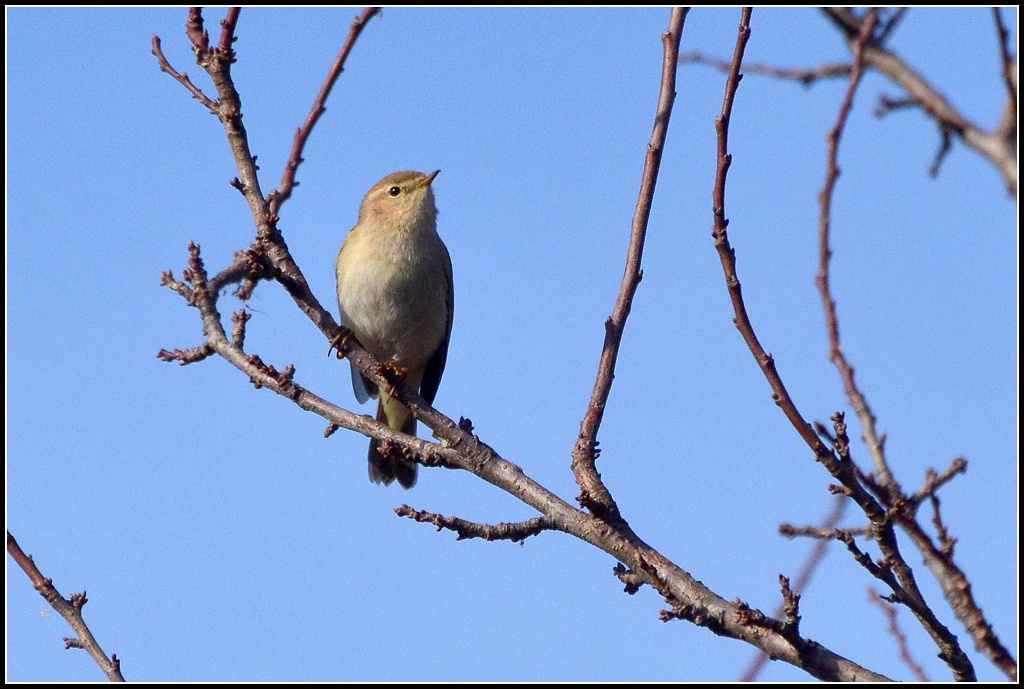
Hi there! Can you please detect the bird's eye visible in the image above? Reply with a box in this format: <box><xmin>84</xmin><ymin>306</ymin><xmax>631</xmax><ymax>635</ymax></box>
<box><xmin>388</xmin><ymin>186</ymin><xmax>401</xmax><ymax>197</ymax></box>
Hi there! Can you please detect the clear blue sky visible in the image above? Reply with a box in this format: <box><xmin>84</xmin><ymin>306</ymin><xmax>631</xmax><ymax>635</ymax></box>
<box><xmin>7</xmin><ymin>7</ymin><xmax>1017</xmax><ymax>682</ymax></box>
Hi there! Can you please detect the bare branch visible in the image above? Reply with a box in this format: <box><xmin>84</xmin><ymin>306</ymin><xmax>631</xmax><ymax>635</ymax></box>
<box><xmin>868</xmin><ymin>588</ymin><xmax>930</xmax><ymax>681</ymax></box>
<box><xmin>822</xmin><ymin>7</ymin><xmax>1017</xmax><ymax>195</ymax></box>
<box><xmin>816</xmin><ymin>9</ymin><xmax>901</xmax><ymax>500</ymax></box>
<box><xmin>817</xmin><ymin>11</ymin><xmax>1015</xmax><ymax>679</ymax></box>
<box><xmin>908</xmin><ymin>458</ymin><xmax>967</xmax><ymax>507</ymax></box>
<box><xmin>570</xmin><ymin>8</ymin><xmax>688</xmax><ymax>519</ymax></box>
<box><xmin>779</xmin><ymin>522</ymin><xmax>869</xmax><ymax>540</ymax></box>
<box><xmin>156</xmin><ymin>342</ymin><xmax>215</xmax><ymax>365</ymax></box>
<box><xmin>217</xmin><ymin>7</ymin><xmax>241</xmax><ymax>57</ymax></box>
<box><xmin>152</xmin><ymin>8</ymin><xmax>897</xmax><ymax>681</ymax></box>
<box><xmin>992</xmin><ymin>8</ymin><xmax>1017</xmax><ymax>114</ymax></box>
<box><xmin>874</xmin><ymin>8</ymin><xmax>908</xmax><ymax>45</ymax></box>
<box><xmin>681</xmin><ymin>51</ymin><xmax>852</xmax><ymax>85</ymax></box>
<box><xmin>7</xmin><ymin>532</ymin><xmax>125</xmax><ymax>682</ymax></box>
<box><xmin>705</xmin><ymin>7</ymin><xmax>977</xmax><ymax>678</ymax></box>
<box><xmin>395</xmin><ymin>505</ymin><xmax>557</xmax><ymax>543</ymax></box>
<box><xmin>269</xmin><ymin>7</ymin><xmax>382</xmax><ymax>216</ymax></box>
<box><xmin>150</xmin><ymin>35</ymin><xmax>219</xmax><ymax>113</ymax></box>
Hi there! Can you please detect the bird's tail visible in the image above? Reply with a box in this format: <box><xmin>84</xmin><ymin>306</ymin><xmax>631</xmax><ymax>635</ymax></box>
<box><xmin>368</xmin><ymin>391</ymin><xmax>418</xmax><ymax>489</ymax></box>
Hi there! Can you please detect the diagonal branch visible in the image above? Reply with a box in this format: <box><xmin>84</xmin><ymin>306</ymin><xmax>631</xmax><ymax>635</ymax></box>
<box><xmin>868</xmin><ymin>588</ymin><xmax>930</xmax><ymax>682</ymax></box>
<box><xmin>710</xmin><ymin>8</ymin><xmax>834</xmax><ymax>465</ymax></box>
<box><xmin>681</xmin><ymin>52</ymin><xmax>852</xmax><ymax>85</ymax></box>
<box><xmin>823</xmin><ymin>7</ymin><xmax>1017</xmax><ymax>195</ymax></box>
<box><xmin>269</xmin><ymin>7</ymin><xmax>381</xmax><ymax>216</ymax></box>
<box><xmin>7</xmin><ymin>532</ymin><xmax>125</xmax><ymax>682</ymax></box>
<box><xmin>817</xmin><ymin>10</ymin><xmax>1017</xmax><ymax>681</ymax></box>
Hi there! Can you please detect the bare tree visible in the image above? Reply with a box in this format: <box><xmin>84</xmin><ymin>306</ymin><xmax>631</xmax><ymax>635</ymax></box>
<box><xmin>10</xmin><ymin>7</ymin><xmax>1015</xmax><ymax>682</ymax></box>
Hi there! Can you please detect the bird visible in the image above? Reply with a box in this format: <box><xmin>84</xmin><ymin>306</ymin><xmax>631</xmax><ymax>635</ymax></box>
<box><xmin>335</xmin><ymin>170</ymin><xmax>454</xmax><ymax>488</ymax></box>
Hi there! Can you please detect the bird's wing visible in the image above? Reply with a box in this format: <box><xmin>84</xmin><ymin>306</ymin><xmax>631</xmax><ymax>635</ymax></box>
<box><xmin>420</xmin><ymin>244</ymin><xmax>454</xmax><ymax>405</ymax></box>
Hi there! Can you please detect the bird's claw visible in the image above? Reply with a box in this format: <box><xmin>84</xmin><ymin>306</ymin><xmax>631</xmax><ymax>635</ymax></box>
<box><xmin>328</xmin><ymin>326</ymin><xmax>358</xmax><ymax>359</ymax></box>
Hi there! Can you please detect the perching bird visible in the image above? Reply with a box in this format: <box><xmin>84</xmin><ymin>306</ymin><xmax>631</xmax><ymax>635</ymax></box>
<box><xmin>335</xmin><ymin>170</ymin><xmax>454</xmax><ymax>488</ymax></box>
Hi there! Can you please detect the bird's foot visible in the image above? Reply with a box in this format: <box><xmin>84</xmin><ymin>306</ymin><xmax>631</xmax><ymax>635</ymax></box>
<box><xmin>375</xmin><ymin>361</ymin><xmax>409</xmax><ymax>399</ymax></box>
<box><xmin>328</xmin><ymin>326</ymin><xmax>359</xmax><ymax>359</ymax></box>
<box><xmin>375</xmin><ymin>360</ymin><xmax>408</xmax><ymax>382</ymax></box>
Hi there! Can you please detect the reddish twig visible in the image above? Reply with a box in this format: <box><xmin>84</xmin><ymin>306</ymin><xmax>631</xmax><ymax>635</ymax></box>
<box><xmin>150</xmin><ymin>35</ymin><xmax>219</xmax><ymax>113</ymax></box>
<box><xmin>7</xmin><ymin>532</ymin><xmax>125</xmax><ymax>682</ymax></box>
<box><xmin>816</xmin><ymin>9</ymin><xmax>900</xmax><ymax>500</ymax></box>
<box><xmin>868</xmin><ymin>588</ymin><xmax>930</xmax><ymax>681</ymax></box>
<box><xmin>710</xmin><ymin>8</ymin><xmax>838</xmax><ymax>467</ymax></box>
<box><xmin>710</xmin><ymin>8</ymin><xmax>976</xmax><ymax>679</ymax></box>
<box><xmin>817</xmin><ymin>11</ymin><xmax>1015</xmax><ymax>681</ymax></box>
<box><xmin>570</xmin><ymin>7</ymin><xmax>688</xmax><ymax>519</ymax></box>
<box><xmin>217</xmin><ymin>7</ymin><xmax>241</xmax><ymax>56</ymax></box>
<box><xmin>269</xmin><ymin>7</ymin><xmax>382</xmax><ymax>216</ymax></box>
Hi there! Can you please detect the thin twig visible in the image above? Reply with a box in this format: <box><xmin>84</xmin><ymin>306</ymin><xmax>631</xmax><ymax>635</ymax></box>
<box><xmin>742</xmin><ymin>496</ymin><xmax>848</xmax><ymax>681</ymax></box>
<box><xmin>681</xmin><ymin>51</ymin><xmax>852</xmax><ymax>85</ymax></box>
<box><xmin>908</xmin><ymin>458</ymin><xmax>967</xmax><ymax>507</ymax></box>
<box><xmin>7</xmin><ymin>532</ymin><xmax>125</xmax><ymax>682</ymax></box>
<box><xmin>816</xmin><ymin>9</ymin><xmax>900</xmax><ymax>500</ymax></box>
<box><xmin>874</xmin><ymin>8</ymin><xmax>908</xmax><ymax>45</ymax></box>
<box><xmin>570</xmin><ymin>7</ymin><xmax>688</xmax><ymax>519</ymax></box>
<box><xmin>709</xmin><ymin>7</ymin><xmax>976</xmax><ymax>679</ymax></box>
<box><xmin>992</xmin><ymin>8</ymin><xmax>1017</xmax><ymax>118</ymax></box>
<box><xmin>217</xmin><ymin>7</ymin><xmax>241</xmax><ymax>56</ymax></box>
<box><xmin>868</xmin><ymin>587</ymin><xmax>930</xmax><ymax>681</ymax></box>
<box><xmin>710</xmin><ymin>7</ymin><xmax>837</xmax><ymax>467</ymax></box>
<box><xmin>779</xmin><ymin>522</ymin><xmax>868</xmax><ymax>540</ymax></box>
<box><xmin>269</xmin><ymin>7</ymin><xmax>382</xmax><ymax>216</ymax></box>
<box><xmin>818</xmin><ymin>10</ymin><xmax>1015</xmax><ymax>681</ymax></box>
<box><xmin>150</xmin><ymin>36</ymin><xmax>219</xmax><ymax>113</ymax></box>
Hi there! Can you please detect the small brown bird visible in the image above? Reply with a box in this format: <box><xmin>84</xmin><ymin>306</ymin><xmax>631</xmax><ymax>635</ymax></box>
<box><xmin>335</xmin><ymin>170</ymin><xmax>454</xmax><ymax>488</ymax></box>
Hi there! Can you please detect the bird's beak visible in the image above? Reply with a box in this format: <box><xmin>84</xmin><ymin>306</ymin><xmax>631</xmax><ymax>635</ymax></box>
<box><xmin>419</xmin><ymin>169</ymin><xmax>441</xmax><ymax>188</ymax></box>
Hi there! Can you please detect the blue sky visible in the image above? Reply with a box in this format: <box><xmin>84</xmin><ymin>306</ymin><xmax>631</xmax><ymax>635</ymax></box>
<box><xmin>7</xmin><ymin>7</ymin><xmax>1017</xmax><ymax>682</ymax></box>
